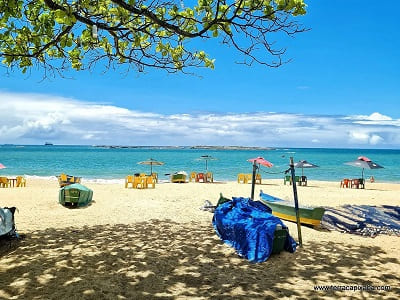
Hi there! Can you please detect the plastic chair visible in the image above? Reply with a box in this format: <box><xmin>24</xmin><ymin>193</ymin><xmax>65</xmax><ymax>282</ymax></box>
<box><xmin>133</xmin><ymin>175</ymin><xmax>147</xmax><ymax>189</ymax></box>
<box><xmin>300</xmin><ymin>176</ymin><xmax>307</xmax><ymax>186</ymax></box>
<box><xmin>283</xmin><ymin>175</ymin><xmax>291</xmax><ymax>185</ymax></box>
<box><xmin>351</xmin><ymin>179</ymin><xmax>360</xmax><ymax>189</ymax></box>
<box><xmin>125</xmin><ymin>175</ymin><xmax>135</xmax><ymax>188</ymax></box>
<box><xmin>359</xmin><ymin>178</ymin><xmax>365</xmax><ymax>189</ymax></box>
<box><xmin>16</xmin><ymin>176</ymin><xmax>26</xmax><ymax>187</ymax></box>
<box><xmin>0</xmin><ymin>177</ymin><xmax>9</xmax><ymax>188</ymax></box>
<box><xmin>58</xmin><ymin>173</ymin><xmax>69</xmax><ymax>187</ymax></box>
<box><xmin>237</xmin><ymin>173</ymin><xmax>246</xmax><ymax>184</ymax></box>
<box><xmin>245</xmin><ymin>174</ymin><xmax>252</xmax><ymax>184</ymax></box>
<box><xmin>189</xmin><ymin>172</ymin><xmax>197</xmax><ymax>182</ymax></box>
<box><xmin>146</xmin><ymin>176</ymin><xmax>156</xmax><ymax>188</ymax></box>
<box><xmin>196</xmin><ymin>173</ymin><xmax>205</xmax><ymax>183</ymax></box>
<box><xmin>151</xmin><ymin>173</ymin><xmax>158</xmax><ymax>183</ymax></box>
<box><xmin>340</xmin><ymin>178</ymin><xmax>350</xmax><ymax>188</ymax></box>
<box><xmin>255</xmin><ymin>173</ymin><xmax>262</xmax><ymax>184</ymax></box>
<box><xmin>206</xmin><ymin>172</ymin><xmax>213</xmax><ymax>183</ymax></box>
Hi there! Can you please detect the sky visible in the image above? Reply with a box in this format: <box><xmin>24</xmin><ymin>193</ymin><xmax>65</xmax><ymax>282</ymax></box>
<box><xmin>0</xmin><ymin>0</ymin><xmax>399</xmax><ymax>148</ymax></box>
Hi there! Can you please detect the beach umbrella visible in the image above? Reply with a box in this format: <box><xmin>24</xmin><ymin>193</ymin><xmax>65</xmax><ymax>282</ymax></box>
<box><xmin>197</xmin><ymin>155</ymin><xmax>218</xmax><ymax>171</ymax></box>
<box><xmin>137</xmin><ymin>158</ymin><xmax>164</xmax><ymax>174</ymax></box>
<box><xmin>294</xmin><ymin>160</ymin><xmax>319</xmax><ymax>177</ymax></box>
<box><xmin>344</xmin><ymin>156</ymin><xmax>383</xmax><ymax>180</ymax></box>
<box><xmin>0</xmin><ymin>163</ymin><xmax>6</xmax><ymax>170</ymax></box>
<box><xmin>247</xmin><ymin>157</ymin><xmax>273</xmax><ymax>200</ymax></box>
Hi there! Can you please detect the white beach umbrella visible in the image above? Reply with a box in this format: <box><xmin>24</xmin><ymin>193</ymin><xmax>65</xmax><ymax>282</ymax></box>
<box><xmin>196</xmin><ymin>155</ymin><xmax>218</xmax><ymax>171</ymax></box>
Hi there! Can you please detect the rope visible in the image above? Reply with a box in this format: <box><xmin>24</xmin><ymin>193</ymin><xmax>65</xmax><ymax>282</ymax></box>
<box><xmin>258</xmin><ymin>167</ymin><xmax>290</xmax><ymax>175</ymax></box>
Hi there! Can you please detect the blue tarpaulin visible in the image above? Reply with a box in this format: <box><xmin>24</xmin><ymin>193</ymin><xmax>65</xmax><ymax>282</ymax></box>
<box><xmin>212</xmin><ymin>197</ymin><xmax>297</xmax><ymax>263</ymax></box>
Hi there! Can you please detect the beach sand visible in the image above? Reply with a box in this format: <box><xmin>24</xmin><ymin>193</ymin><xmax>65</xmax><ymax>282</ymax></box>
<box><xmin>1</xmin><ymin>178</ymin><xmax>399</xmax><ymax>299</ymax></box>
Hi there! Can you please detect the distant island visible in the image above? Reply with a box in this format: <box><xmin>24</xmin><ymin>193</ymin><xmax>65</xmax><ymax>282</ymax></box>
<box><xmin>189</xmin><ymin>146</ymin><xmax>275</xmax><ymax>150</ymax></box>
<box><xmin>44</xmin><ymin>142</ymin><xmax>53</xmax><ymax>146</ymax></box>
<box><xmin>93</xmin><ymin>145</ymin><xmax>275</xmax><ymax>150</ymax></box>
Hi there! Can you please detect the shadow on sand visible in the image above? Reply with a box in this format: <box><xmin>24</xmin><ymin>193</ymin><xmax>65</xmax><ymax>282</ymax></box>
<box><xmin>1</xmin><ymin>220</ymin><xmax>399</xmax><ymax>299</ymax></box>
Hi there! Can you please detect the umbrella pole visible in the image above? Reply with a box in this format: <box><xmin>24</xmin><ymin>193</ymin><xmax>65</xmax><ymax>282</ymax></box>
<box><xmin>250</xmin><ymin>161</ymin><xmax>257</xmax><ymax>200</ymax></box>
<box><xmin>290</xmin><ymin>157</ymin><xmax>302</xmax><ymax>247</ymax></box>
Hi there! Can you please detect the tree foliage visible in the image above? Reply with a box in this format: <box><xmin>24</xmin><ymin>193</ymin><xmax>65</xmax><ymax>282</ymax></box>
<box><xmin>0</xmin><ymin>0</ymin><xmax>307</xmax><ymax>75</ymax></box>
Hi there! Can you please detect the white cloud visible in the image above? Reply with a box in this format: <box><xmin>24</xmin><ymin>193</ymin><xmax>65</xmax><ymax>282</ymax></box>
<box><xmin>0</xmin><ymin>92</ymin><xmax>399</xmax><ymax>148</ymax></box>
<box><xmin>369</xmin><ymin>134</ymin><xmax>383</xmax><ymax>145</ymax></box>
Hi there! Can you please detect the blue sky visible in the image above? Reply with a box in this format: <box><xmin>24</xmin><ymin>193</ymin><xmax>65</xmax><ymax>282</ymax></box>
<box><xmin>0</xmin><ymin>0</ymin><xmax>399</xmax><ymax>148</ymax></box>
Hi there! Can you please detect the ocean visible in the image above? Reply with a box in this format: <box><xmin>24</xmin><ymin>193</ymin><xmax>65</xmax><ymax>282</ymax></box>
<box><xmin>0</xmin><ymin>145</ymin><xmax>399</xmax><ymax>183</ymax></box>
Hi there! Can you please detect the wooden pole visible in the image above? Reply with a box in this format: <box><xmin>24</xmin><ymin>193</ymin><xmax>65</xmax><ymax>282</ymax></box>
<box><xmin>290</xmin><ymin>157</ymin><xmax>302</xmax><ymax>246</ymax></box>
<box><xmin>250</xmin><ymin>161</ymin><xmax>257</xmax><ymax>200</ymax></box>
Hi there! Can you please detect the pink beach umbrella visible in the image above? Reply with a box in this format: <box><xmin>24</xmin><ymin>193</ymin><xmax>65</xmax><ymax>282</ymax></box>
<box><xmin>0</xmin><ymin>163</ymin><xmax>6</xmax><ymax>169</ymax></box>
<box><xmin>247</xmin><ymin>157</ymin><xmax>273</xmax><ymax>200</ymax></box>
<box><xmin>247</xmin><ymin>157</ymin><xmax>273</xmax><ymax>168</ymax></box>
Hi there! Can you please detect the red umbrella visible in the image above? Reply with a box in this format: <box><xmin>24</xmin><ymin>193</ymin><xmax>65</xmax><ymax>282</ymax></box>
<box><xmin>247</xmin><ymin>157</ymin><xmax>273</xmax><ymax>200</ymax></box>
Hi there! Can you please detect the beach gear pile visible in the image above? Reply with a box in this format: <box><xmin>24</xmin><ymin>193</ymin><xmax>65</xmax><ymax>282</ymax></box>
<box><xmin>213</xmin><ymin>197</ymin><xmax>297</xmax><ymax>263</ymax></box>
<box><xmin>0</xmin><ymin>207</ymin><xmax>18</xmax><ymax>239</ymax></box>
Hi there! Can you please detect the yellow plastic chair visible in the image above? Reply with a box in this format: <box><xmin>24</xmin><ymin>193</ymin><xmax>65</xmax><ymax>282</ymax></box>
<box><xmin>245</xmin><ymin>174</ymin><xmax>252</xmax><ymax>184</ymax></box>
<box><xmin>58</xmin><ymin>173</ymin><xmax>69</xmax><ymax>187</ymax></box>
<box><xmin>151</xmin><ymin>173</ymin><xmax>158</xmax><ymax>183</ymax></box>
<box><xmin>255</xmin><ymin>173</ymin><xmax>262</xmax><ymax>184</ymax></box>
<box><xmin>133</xmin><ymin>176</ymin><xmax>147</xmax><ymax>189</ymax></box>
<box><xmin>0</xmin><ymin>177</ymin><xmax>9</xmax><ymax>188</ymax></box>
<box><xmin>237</xmin><ymin>173</ymin><xmax>246</xmax><ymax>184</ymax></box>
<box><xmin>16</xmin><ymin>176</ymin><xmax>26</xmax><ymax>187</ymax></box>
<box><xmin>189</xmin><ymin>172</ymin><xmax>197</xmax><ymax>182</ymax></box>
<box><xmin>206</xmin><ymin>172</ymin><xmax>214</xmax><ymax>183</ymax></box>
<box><xmin>125</xmin><ymin>175</ymin><xmax>135</xmax><ymax>188</ymax></box>
<box><xmin>146</xmin><ymin>176</ymin><xmax>156</xmax><ymax>188</ymax></box>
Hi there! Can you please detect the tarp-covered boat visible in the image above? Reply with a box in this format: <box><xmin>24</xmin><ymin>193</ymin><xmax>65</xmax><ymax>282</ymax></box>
<box><xmin>260</xmin><ymin>190</ymin><xmax>325</xmax><ymax>227</ymax></box>
<box><xmin>213</xmin><ymin>196</ymin><xmax>296</xmax><ymax>263</ymax></box>
<box><xmin>59</xmin><ymin>183</ymin><xmax>93</xmax><ymax>207</ymax></box>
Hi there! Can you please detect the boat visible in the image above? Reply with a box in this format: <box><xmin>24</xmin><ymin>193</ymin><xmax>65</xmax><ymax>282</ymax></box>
<box><xmin>259</xmin><ymin>190</ymin><xmax>325</xmax><ymax>227</ymax></box>
<box><xmin>44</xmin><ymin>142</ymin><xmax>53</xmax><ymax>146</ymax></box>
<box><xmin>59</xmin><ymin>183</ymin><xmax>93</xmax><ymax>207</ymax></box>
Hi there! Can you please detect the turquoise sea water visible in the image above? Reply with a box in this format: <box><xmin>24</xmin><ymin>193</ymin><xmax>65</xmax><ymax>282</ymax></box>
<box><xmin>0</xmin><ymin>145</ymin><xmax>399</xmax><ymax>183</ymax></box>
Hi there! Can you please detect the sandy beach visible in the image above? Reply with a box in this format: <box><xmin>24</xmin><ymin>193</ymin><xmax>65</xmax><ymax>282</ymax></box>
<box><xmin>1</xmin><ymin>178</ymin><xmax>399</xmax><ymax>299</ymax></box>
